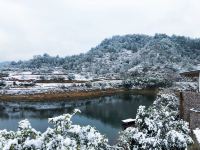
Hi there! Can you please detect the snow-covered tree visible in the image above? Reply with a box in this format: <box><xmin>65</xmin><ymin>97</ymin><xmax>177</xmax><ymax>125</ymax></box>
<box><xmin>0</xmin><ymin>109</ymin><xmax>114</xmax><ymax>150</ymax></box>
<box><xmin>118</xmin><ymin>92</ymin><xmax>193</xmax><ymax>150</ymax></box>
<box><xmin>67</xmin><ymin>74</ymin><xmax>75</xmax><ymax>81</ymax></box>
<box><xmin>7</xmin><ymin>34</ymin><xmax>200</xmax><ymax>81</ymax></box>
<box><xmin>0</xmin><ymin>80</ymin><xmax>6</xmax><ymax>89</ymax></box>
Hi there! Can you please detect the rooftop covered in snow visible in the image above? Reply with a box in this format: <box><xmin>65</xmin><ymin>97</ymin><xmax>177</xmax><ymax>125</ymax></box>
<box><xmin>180</xmin><ymin>69</ymin><xmax>200</xmax><ymax>92</ymax></box>
<box><xmin>180</xmin><ymin>70</ymin><xmax>200</xmax><ymax>77</ymax></box>
<box><xmin>121</xmin><ymin>118</ymin><xmax>136</xmax><ymax>123</ymax></box>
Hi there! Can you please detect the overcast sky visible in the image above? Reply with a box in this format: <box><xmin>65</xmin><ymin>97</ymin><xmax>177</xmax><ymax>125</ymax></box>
<box><xmin>0</xmin><ymin>0</ymin><xmax>200</xmax><ymax>61</ymax></box>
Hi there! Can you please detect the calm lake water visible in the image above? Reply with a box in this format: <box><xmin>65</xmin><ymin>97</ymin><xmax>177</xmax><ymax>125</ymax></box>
<box><xmin>0</xmin><ymin>92</ymin><xmax>155</xmax><ymax>145</ymax></box>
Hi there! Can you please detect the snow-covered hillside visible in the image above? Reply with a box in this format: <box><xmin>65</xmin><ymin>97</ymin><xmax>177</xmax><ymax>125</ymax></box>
<box><xmin>5</xmin><ymin>34</ymin><xmax>200</xmax><ymax>81</ymax></box>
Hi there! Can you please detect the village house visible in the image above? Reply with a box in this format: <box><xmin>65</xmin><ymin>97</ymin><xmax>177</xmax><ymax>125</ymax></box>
<box><xmin>180</xmin><ymin>69</ymin><xmax>200</xmax><ymax>129</ymax></box>
<box><xmin>180</xmin><ymin>68</ymin><xmax>200</xmax><ymax>147</ymax></box>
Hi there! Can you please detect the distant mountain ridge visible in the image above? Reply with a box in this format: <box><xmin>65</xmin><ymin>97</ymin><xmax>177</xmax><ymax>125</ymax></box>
<box><xmin>0</xmin><ymin>61</ymin><xmax>10</xmax><ymax>69</ymax></box>
<box><xmin>6</xmin><ymin>34</ymin><xmax>200</xmax><ymax>79</ymax></box>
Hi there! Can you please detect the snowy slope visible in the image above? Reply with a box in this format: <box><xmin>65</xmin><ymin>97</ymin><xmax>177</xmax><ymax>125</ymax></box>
<box><xmin>5</xmin><ymin>34</ymin><xmax>200</xmax><ymax>80</ymax></box>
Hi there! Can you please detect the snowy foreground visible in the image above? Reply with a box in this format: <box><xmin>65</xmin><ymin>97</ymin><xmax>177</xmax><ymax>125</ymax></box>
<box><xmin>0</xmin><ymin>91</ymin><xmax>194</xmax><ymax>150</ymax></box>
<box><xmin>193</xmin><ymin>128</ymin><xmax>200</xmax><ymax>145</ymax></box>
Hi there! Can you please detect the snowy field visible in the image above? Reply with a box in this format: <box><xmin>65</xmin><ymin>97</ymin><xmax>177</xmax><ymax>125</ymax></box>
<box><xmin>0</xmin><ymin>72</ymin><xmax>123</xmax><ymax>95</ymax></box>
<box><xmin>3</xmin><ymin>71</ymin><xmax>92</xmax><ymax>81</ymax></box>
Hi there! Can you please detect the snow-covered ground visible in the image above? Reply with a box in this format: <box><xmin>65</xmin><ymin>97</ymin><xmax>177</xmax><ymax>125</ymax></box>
<box><xmin>36</xmin><ymin>83</ymin><xmax>73</xmax><ymax>88</ymax></box>
<box><xmin>0</xmin><ymin>71</ymin><xmax>104</xmax><ymax>95</ymax></box>
<box><xmin>173</xmin><ymin>82</ymin><xmax>198</xmax><ymax>91</ymax></box>
<box><xmin>3</xmin><ymin>71</ymin><xmax>93</xmax><ymax>81</ymax></box>
<box><xmin>0</xmin><ymin>79</ymin><xmax>123</xmax><ymax>95</ymax></box>
<box><xmin>193</xmin><ymin>128</ymin><xmax>200</xmax><ymax>144</ymax></box>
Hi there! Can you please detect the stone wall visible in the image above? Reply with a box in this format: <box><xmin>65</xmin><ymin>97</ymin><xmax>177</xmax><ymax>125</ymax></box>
<box><xmin>180</xmin><ymin>92</ymin><xmax>200</xmax><ymax>129</ymax></box>
<box><xmin>189</xmin><ymin>109</ymin><xmax>200</xmax><ymax>129</ymax></box>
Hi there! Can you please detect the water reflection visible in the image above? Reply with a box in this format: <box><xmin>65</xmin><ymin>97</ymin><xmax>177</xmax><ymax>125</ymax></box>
<box><xmin>0</xmin><ymin>92</ymin><xmax>155</xmax><ymax>145</ymax></box>
<box><xmin>78</xmin><ymin>94</ymin><xmax>153</xmax><ymax>128</ymax></box>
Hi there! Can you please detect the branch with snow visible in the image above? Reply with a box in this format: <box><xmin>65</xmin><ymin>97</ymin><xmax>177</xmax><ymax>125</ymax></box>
<box><xmin>118</xmin><ymin>92</ymin><xmax>193</xmax><ymax>150</ymax></box>
<box><xmin>0</xmin><ymin>109</ymin><xmax>113</xmax><ymax>150</ymax></box>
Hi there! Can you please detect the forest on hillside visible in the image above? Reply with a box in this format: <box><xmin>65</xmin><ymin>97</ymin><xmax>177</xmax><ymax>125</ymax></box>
<box><xmin>8</xmin><ymin>34</ymin><xmax>200</xmax><ymax>76</ymax></box>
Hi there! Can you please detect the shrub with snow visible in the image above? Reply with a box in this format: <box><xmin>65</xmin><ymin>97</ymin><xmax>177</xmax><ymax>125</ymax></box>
<box><xmin>122</xmin><ymin>77</ymin><xmax>172</xmax><ymax>89</ymax></box>
<box><xmin>19</xmin><ymin>81</ymin><xmax>36</xmax><ymax>87</ymax></box>
<box><xmin>68</xmin><ymin>74</ymin><xmax>75</xmax><ymax>81</ymax></box>
<box><xmin>85</xmin><ymin>81</ymin><xmax>92</xmax><ymax>88</ymax></box>
<box><xmin>51</xmin><ymin>75</ymin><xmax>65</xmax><ymax>81</ymax></box>
<box><xmin>0</xmin><ymin>109</ymin><xmax>112</xmax><ymax>150</ymax></box>
<box><xmin>118</xmin><ymin>92</ymin><xmax>193</xmax><ymax>150</ymax></box>
<box><xmin>39</xmin><ymin>75</ymin><xmax>48</xmax><ymax>80</ymax></box>
<box><xmin>0</xmin><ymin>80</ymin><xmax>6</xmax><ymax>89</ymax></box>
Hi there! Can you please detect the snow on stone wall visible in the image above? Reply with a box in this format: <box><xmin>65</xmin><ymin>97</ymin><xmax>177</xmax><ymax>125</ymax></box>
<box><xmin>180</xmin><ymin>92</ymin><xmax>200</xmax><ymax>129</ymax></box>
<box><xmin>190</xmin><ymin>109</ymin><xmax>200</xmax><ymax>129</ymax></box>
